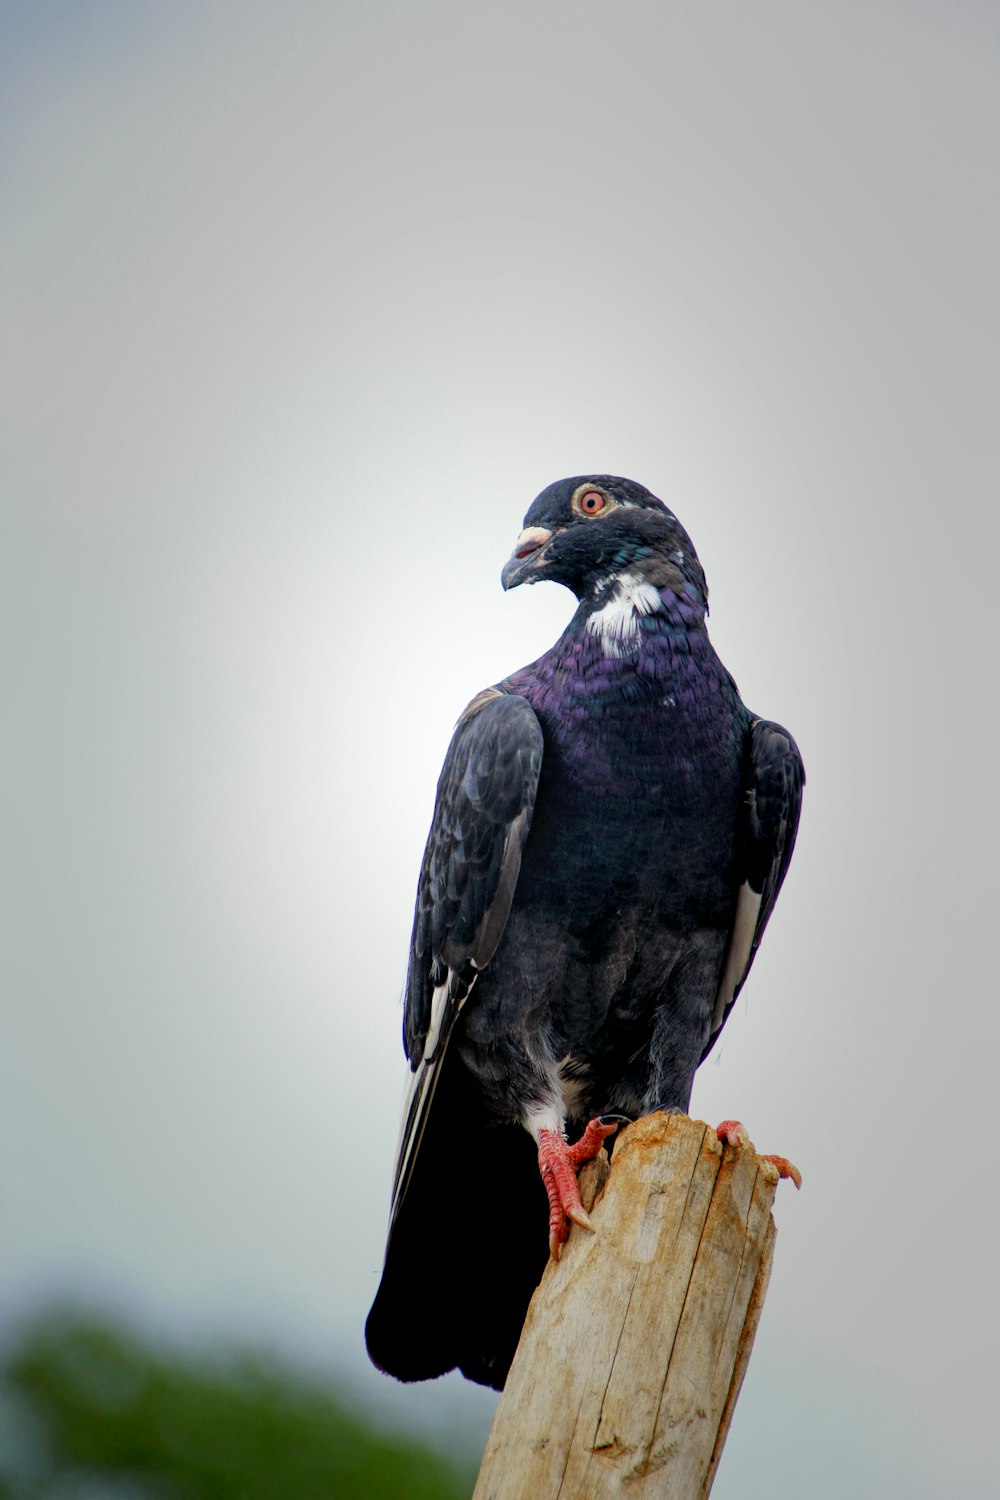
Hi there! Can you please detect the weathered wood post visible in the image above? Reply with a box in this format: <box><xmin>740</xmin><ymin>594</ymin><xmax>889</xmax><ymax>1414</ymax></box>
<box><xmin>473</xmin><ymin>1112</ymin><xmax>787</xmax><ymax>1500</ymax></box>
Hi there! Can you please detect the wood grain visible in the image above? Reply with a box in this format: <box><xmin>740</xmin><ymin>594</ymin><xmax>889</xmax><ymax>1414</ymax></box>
<box><xmin>473</xmin><ymin>1113</ymin><xmax>783</xmax><ymax>1500</ymax></box>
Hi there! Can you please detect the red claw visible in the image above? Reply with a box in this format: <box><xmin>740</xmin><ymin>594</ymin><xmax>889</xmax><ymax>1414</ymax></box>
<box><xmin>715</xmin><ymin>1119</ymin><xmax>802</xmax><ymax>1188</ymax></box>
<box><xmin>715</xmin><ymin>1118</ymin><xmax>749</xmax><ymax>1147</ymax></box>
<box><xmin>537</xmin><ymin>1118</ymin><xmax>619</xmax><ymax>1259</ymax></box>
<box><xmin>761</xmin><ymin>1154</ymin><xmax>803</xmax><ymax>1189</ymax></box>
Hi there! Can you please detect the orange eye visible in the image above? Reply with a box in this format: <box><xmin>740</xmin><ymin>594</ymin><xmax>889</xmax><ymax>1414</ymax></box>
<box><xmin>578</xmin><ymin>488</ymin><xmax>606</xmax><ymax>515</ymax></box>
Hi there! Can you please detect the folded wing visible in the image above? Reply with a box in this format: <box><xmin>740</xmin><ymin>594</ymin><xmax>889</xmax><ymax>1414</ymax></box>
<box><xmin>707</xmin><ymin>718</ymin><xmax>805</xmax><ymax>1052</ymax></box>
<box><xmin>390</xmin><ymin>688</ymin><xmax>544</xmax><ymax>1228</ymax></box>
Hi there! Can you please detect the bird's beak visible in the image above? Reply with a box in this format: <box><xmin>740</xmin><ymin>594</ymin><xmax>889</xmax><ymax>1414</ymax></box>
<box><xmin>501</xmin><ymin>526</ymin><xmax>553</xmax><ymax>591</ymax></box>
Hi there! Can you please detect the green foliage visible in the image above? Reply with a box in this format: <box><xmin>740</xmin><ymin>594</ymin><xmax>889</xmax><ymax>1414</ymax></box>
<box><xmin>0</xmin><ymin>1314</ymin><xmax>470</xmax><ymax>1500</ymax></box>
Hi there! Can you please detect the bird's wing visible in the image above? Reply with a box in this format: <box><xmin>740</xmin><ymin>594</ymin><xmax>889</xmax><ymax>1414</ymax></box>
<box><xmin>390</xmin><ymin>688</ymin><xmax>544</xmax><ymax>1226</ymax></box>
<box><xmin>706</xmin><ymin>717</ymin><xmax>805</xmax><ymax>1053</ymax></box>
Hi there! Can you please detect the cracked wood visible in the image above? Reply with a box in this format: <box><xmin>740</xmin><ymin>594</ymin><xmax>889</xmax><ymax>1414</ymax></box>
<box><xmin>472</xmin><ymin>1112</ymin><xmax>781</xmax><ymax>1500</ymax></box>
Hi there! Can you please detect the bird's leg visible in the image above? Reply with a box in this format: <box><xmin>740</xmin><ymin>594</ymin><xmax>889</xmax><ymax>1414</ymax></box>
<box><xmin>715</xmin><ymin>1119</ymin><xmax>802</xmax><ymax>1189</ymax></box>
<box><xmin>537</xmin><ymin>1119</ymin><xmax>619</xmax><ymax>1260</ymax></box>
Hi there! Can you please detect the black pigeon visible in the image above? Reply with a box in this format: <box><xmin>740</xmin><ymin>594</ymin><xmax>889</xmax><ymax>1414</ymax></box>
<box><xmin>365</xmin><ymin>475</ymin><xmax>804</xmax><ymax>1391</ymax></box>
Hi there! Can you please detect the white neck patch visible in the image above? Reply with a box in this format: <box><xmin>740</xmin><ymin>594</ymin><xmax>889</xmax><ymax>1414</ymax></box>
<box><xmin>585</xmin><ymin>571</ymin><xmax>663</xmax><ymax>657</ymax></box>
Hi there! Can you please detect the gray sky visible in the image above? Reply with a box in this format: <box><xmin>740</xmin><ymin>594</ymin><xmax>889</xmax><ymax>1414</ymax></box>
<box><xmin>3</xmin><ymin>2</ymin><xmax>998</xmax><ymax>1493</ymax></box>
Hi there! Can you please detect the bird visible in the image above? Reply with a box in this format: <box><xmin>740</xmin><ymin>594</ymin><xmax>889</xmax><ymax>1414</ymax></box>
<box><xmin>365</xmin><ymin>475</ymin><xmax>804</xmax><ymax>1392</ymax></box>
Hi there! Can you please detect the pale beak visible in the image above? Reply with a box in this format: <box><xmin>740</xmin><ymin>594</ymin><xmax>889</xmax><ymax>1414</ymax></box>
<box><xmin>501</xmin><ymin>526</ymin><xmax>553</xmax><ymax>591</ymax></box>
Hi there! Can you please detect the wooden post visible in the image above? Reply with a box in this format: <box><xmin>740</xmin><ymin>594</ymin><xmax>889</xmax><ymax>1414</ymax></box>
<box><xmin>473</xmin><ymin>1113</ymin><xmax>784</xmax><ymax>1500</ymax></box>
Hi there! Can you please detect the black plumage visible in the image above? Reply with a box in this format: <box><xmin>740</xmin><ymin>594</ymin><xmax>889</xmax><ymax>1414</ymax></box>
<box><xmin>366</xmin><ymin>475</ymin><xmax>804</xmax><ymax>1390</ymax></box>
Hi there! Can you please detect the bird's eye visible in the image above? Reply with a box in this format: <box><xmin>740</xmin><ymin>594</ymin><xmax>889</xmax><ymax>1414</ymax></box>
<box><xmin>574</xmin><ymin>486</ymin><xmax>608</xmax><ymax>517</ymax></box>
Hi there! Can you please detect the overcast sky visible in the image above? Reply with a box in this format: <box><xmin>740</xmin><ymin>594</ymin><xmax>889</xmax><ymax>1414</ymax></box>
<box><xmin>2</xmin><ymin>2</ymin><xmax>998</xmax><ymax>1493</ymax></box>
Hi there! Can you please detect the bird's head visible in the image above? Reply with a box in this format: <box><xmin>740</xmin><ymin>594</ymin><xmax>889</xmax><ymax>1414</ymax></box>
<box><xmin>500</xmin><ymin>475</ymin><xmax>708</xmax><ymax>609</ymax></box>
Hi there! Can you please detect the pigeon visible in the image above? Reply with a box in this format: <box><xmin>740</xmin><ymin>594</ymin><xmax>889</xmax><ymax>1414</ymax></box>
<box><xmin>365</xmin><ymin>475</ymin><xmax>804</xmax><ymax>1391</ymax></box>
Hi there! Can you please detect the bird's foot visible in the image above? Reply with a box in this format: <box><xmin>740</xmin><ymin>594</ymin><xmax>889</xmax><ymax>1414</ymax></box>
<box><xmin>714</xmin><ymin>1119</ymin><xmax>802</xmax><ymax>1189</ymax></box>
<box><xmin>537</xmin><ymin>1119</ymin><xmax>619</xmax><ymax>1260</ymax></box>
<box><xmin>715</xmin><ymin>1118</ymin><xmax>750</xmax><ymax>1147</ymax></box>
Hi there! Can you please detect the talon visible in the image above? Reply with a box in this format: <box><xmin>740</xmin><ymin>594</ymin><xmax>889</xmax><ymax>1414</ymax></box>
<box><xmin>715</xmin><ymin>1120</ymin><xmax>801</xmax><ymax>1188</ymax></box>
<box><xmin>715</xmin><ymin>1118</ymin><xmax>750</xmax><ymax>1147</ymax></box>
<box><xmin>537</xmin><ymin>1118</ymin><xmax>613</xmax><ymax>1257</ymax></box>
<box><xmin>762</xmin><ymin>1153</ymin><xmax>803</xmax><ymax>1189</ymax></box>
<box><xmin>566</xmin><ymin>1117</ymin><xmax>619</xmax><ymax>1167</ymax></box>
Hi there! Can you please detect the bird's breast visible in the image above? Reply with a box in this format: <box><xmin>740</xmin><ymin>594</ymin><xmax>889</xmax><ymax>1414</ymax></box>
<box><xmin>516</xmin><ymin>629</ymin><xmax>741</xmax><ymax>794</ymax></box>
<box><xmin>504</xmin><ymin>623</ymin><xmax>746</xmax><ymax>929</ymax></box>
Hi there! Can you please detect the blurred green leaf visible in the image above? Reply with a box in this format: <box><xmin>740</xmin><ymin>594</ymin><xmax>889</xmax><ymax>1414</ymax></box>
<box><xmin>0</xmin><ymin>1314</ymin><xmax>471</xmax><ymax>1500</ymax></box>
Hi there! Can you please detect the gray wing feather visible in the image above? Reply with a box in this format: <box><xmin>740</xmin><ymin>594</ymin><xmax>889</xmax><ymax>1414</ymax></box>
<box><xmin>390</xmin><ymin>689</ymin><xmax>544</xmax><ymax>1221</ymax></box>
<box><xmin>707</xmin><ymin>717</ymin><xmax>804</xmax><ymax>1048</ymax></box>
